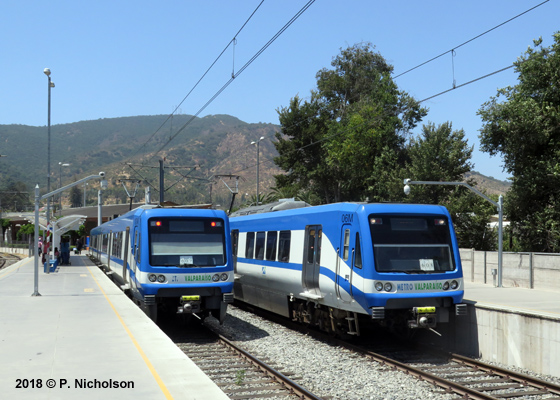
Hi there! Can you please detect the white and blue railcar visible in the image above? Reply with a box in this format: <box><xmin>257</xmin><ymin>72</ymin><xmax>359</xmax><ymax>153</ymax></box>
<box><xmin>90</xmin><ymin>205</ymin><xmax>234</xmax><ymax>323</ymax></box>
<box><xmin>230</xmin><ymin>201</ymin><xmax>467</xmax><ymax>336</ymax></box>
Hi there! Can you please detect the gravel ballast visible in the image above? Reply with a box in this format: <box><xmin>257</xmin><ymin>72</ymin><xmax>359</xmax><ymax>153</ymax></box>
<box><xmin>206</xmin><ymin>306</ymin><xmax>455</xmax><ymax>400</ymax></box>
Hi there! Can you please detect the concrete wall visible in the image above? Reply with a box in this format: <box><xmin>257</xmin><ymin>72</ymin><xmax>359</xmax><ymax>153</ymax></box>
<box><xmin>0</xmin><ymin>246</ymin><xmax>30</xmax><ymax>257</ymax></box>
<box><xmin>449</xmin><ymin>303</ymin><xmax>560</xmax><ymax>377</ymax></box>
<box><xmin>460</xmin><ymin>249</ymin><xmax>560</xmax><ymax>291</ymax></box>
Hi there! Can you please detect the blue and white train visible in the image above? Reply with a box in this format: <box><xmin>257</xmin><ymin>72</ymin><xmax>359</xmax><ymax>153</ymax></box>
<box><xmin>230</xmin><ymin>201</ymin><xmax>467</xmax><ymax>336</ymax></box>
<box><xmin>90</xmin><ymin>205</ymin><xmax>234</xmax><ymax>323</ymax></box>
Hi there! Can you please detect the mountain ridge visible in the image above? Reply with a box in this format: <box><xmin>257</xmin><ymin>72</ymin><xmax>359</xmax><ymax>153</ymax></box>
<box><xmin>0</xmin><ymin>115</ymin><xmax>509</xmax><ymax>207</ymax></box>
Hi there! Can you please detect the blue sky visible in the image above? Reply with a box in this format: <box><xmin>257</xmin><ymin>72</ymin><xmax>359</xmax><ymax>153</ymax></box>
<box><xmin>2</xmin><ymin>1</ymin><xmax>558</xmax><ymax>181</ymax></box>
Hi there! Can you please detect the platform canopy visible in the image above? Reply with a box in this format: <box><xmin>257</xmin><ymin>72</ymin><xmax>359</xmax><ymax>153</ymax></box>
<box><xmin>23</xmin><ymin>214</ymin><xmax>86</xmax><ymax>250</ymax></box>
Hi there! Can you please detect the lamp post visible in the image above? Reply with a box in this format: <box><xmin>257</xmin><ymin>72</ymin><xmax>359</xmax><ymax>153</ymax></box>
<box><xmin>83</xmin><ymin>182</ymin><xmax>88</xmax><ymax>207</ymax></box>
<box><xmin>250</xmin><ymin>136</ymin><xmax>265</xmax><ymax>205</ymax></box>
<box><xmin>43</xmin><ymin>68</ymin><xmax>55</xmax><ymax>232</ymax></box>
<box><xmin>58</xmin><ymin>162</ymin><xmax>70</xmax><ymax>214</ymax></box>
<box><xmin>403</xmin><ymin>179</ymin><xmax>504</xmax><ymax>288</ymax></box>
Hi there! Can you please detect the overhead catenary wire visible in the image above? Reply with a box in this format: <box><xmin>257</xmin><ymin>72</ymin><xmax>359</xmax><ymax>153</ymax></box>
<box><xmin>393</xmin><ymin>0</ymin><xmax>550</xmax><ymax>79</ymax></box>
<box><xmin>128</xmin><ymin>0</ymin><xmax>544</xmax><ymax>199</ymax></box>
<box><xmin>148</xmin><ymin>0</ymin><xmax>316</xmax><ymax>160</ymax></box>
<box><xmin>229</xmin><ymin>2</ymin><xmax>551</xmax><ymax>179</ymax></box>
<box><xmin>126</xmin><ymin>0</ymin><xmax>266</xmax><ymax>162</ymax></box>
<box><xmin>229</xmin><ymin>61</ymin><xmax>522</xmax><ymax>179</ymax></box>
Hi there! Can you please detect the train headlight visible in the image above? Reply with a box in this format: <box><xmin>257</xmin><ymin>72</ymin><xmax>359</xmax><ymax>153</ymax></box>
<box><xmin>375</xmin><ymin>282</ymin><xmax>384</xmax><ymax>291</ymax></box>
<box><xmin>383</xmin><ymin>282</ymin><xmax>393</xmax><ymax>292</ymax></box>
<box><xmin>157</xmin><ymin>275</ymin><xmax>166</xmax><ymax>283</ymax></box>
<box><xmin>212</xmin><ymin>274</ymin><xmax>220</xmax><ymax>282</ymax></box>
<box><xmin>148</xmin><ymin>274</ymin><xmax>157</xmax><ymax>282</ymax></box>
<box><xmin>443</xmin><ymin>281</ymin><xmax>450</xmax><ymax>290</ymax></box>
<box><xmin>220</xmin><ymin>273</ymin><xmax>228</xmax><ymax>281</ymax></box>
<box><xmin>451</xmin><ymin>280</ymin><xmax>459</xmax><ymax>290</ymax></box>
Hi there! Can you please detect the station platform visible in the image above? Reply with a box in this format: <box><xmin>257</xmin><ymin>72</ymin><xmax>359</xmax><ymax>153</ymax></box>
<box><xmin>0</xmin><ymin>254</ymin><xmax>229</xmax><ymax>400</ymax></box>
<box><xmin>463</xmin><ymin>280</ymin><xmax>560</xmax><ymax>318</ymax></box>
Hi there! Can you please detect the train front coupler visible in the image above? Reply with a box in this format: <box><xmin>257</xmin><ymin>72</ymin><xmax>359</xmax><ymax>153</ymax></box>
<box><xmin>408</xmin><ymin>306</ymin><xmax>438</xmax><ymax>329</ymax></box>
<box><xmin>177</xmin><ymin>295</ymin><xmax>201</xmax><ymax>314</ymax></box>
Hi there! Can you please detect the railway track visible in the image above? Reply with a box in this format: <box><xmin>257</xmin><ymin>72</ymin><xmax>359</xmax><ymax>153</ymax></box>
<box><xmin>348</xmin><ymin>341</ymin><xmax>560</xmax><ymax>400</ymax></box>
<box><xmin>164</xmin><ymin>319</ymin><xmax>323</xmax><ymax>400</ymax></box>
<box><xmin>0</xmin><ymin>253</ymin><xmax>21</xmax><ymax>270</ymax></box>
<box><xmin>234</xmin><ymin>302</ymin><xmax>560</xmax><ymax>400</ymax></box>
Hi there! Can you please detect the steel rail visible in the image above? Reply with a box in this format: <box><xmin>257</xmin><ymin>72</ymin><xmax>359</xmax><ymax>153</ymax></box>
<box><xmin>450</xmin><ymin>353</ymin><xmax>560</xmax><ymax>396</ymax></box>
<box><xmin>217</xmin><ymin>333</ymin><xmax>324</xmax><ymax>400</ymax></box>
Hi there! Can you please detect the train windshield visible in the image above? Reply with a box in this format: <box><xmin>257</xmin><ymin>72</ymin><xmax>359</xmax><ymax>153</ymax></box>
<box><xmin>148</xmin><ymin>217</ymin><xmax>226</xmax><ymax>267</ymax></box>
<box><xmin>369</xmin><ymin>215</ymin><xmax>455</xmax><ymax>273</ymax></box>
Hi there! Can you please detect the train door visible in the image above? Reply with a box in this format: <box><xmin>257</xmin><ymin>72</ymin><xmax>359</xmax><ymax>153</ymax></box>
<box><xmin>336</xmin><ymin>225</ymin><xmax>353</xmax><ymax>303</ymax></box>
<box><xmin>122</xmin><ymin>227</ymin><xmax>130</xmax><ymax>286</ymax></box>
<box><xmin>130</xmin><ymin>226</ymin><xmax>139</xmax><ymax>288</ymax></box>
<box><xmin>302</xmin><ymin>225</ymin><xmax>322</xmax><ymax>296</ymax></box>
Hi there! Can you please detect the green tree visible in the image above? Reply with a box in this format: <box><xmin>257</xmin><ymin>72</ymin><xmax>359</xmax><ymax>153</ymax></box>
<box><xmin>405</xmin><ymin>122</ymin><xmax>496</xmax><ymax>250</ymax></box>
<box><xmin>16</xmin><ymin>223</ymin><xmax>35</xmax><ymax>241</ymax></box>
<box><xmin>478</xmin><ymin>33</ymin><xmax>560</xmax><ymax>252</ymax></box>
<box><xmin>70</xmin><ymin>185</ymin><xmax>82</xmax><ymax>208</ymax></box>
<box><xmin>274</xmin><ymin>43</ymin><xmax>426</xmax><ymax>203</ymax></box>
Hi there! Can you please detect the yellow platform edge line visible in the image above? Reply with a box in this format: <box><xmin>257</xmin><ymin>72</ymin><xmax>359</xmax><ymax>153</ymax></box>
<box><xmin>87</xmin><ymin>266</ymin><xmax>174</xmax><ymax>400</ymax></box>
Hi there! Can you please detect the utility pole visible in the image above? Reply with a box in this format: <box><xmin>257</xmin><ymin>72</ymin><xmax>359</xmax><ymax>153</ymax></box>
<box><xmin>118</xmin><ymin>179</ymin><xmax>142</xmax><ymax>210</ymax></box>
<box><xmin>213</xmin><ymin>174</ymin><xmax>244</xmax><ymax>214</ymax></box>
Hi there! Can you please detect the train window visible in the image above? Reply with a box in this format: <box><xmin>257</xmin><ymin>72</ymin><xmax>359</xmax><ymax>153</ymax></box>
<box><xmin>231</xmin><ymin>230</ymin><xmax>239</xmax><ymax>257</ymax></box>
<box><xmin>354</xmin><ymin>232</ymin><xmax>362</xmax><ymax>269</ymax></box>
<box><xmin>112</xmin><ymin>232</ymin><xmax>122</xmax><ymax>258</ymax></box>
<box><xmin>245</xmin><ymin>232</ymin><xmax>255</xmax><ymax>259</ymax></box>
<box><xmin>278</xmin><ymin>231</ymin><xmax>291</xmax><ymax>262</ymax></box>
<box><xmin>306</xmin><ymin>228</ymin><xmax>322</xmax><ymax>264</ymax></box>
<box><xmin>306</xmin><ymin>229</ymin><xmax>316</xmax><ymax>264</ymax></box>
<box><xmin>255</xmin><ymin>232</ymin><xmax>266</xmax><ymax>260</ymax></box>
<box><xmin>265</xmin><ymin>231</ymin><xmax>277</xmax><ymax>261</ymax></box>
<box><xmin>102</xmin><ymin>234</ymin><xmax>108</xmax><ymax>253</ymax></box>
<box><xmin>149</xmin><ymin>217</ymin><xmax>226</xmax><ymax>266</ymax></box>
<box><xmin>316</xmin><ymin>229</ymin><xmax>322</xmax><ymax>264</ymax></box>
<box><xmin>343</xmin><ymin>229</ymin><xmax>350</xmax><ymax>261</ymax></box>
<box><xmin>137</xmin><ymin>233</ymin><xmax>141</xmax><ymax>264</ymax></box>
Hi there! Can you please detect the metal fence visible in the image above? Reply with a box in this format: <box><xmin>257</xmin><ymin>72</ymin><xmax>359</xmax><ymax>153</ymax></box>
<box><xmin>460</xmin><ymin>248</ymin><xmax>560</xmax><ymax>291</ymax></box>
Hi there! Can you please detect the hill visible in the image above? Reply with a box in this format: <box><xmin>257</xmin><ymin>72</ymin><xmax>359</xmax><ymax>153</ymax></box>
<box><xmin>0</xmin><ymin>115</ymin><xmax>510</xmax><ymax>210</ymax></box>
<box><xmin>0</xmin><ymin>115</ymin><xmax>282</xmax><ymax>208</ymax></box>
<box><xmin>465</xmin><ymin>171</ymin><xmax>510</xmax><ymax>197</ymax></box>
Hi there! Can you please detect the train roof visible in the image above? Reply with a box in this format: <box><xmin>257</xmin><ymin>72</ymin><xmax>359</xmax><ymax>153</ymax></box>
<box><xmin>91</xmin><ymin>204</ymin><xmax>227</xmax><ymax>235</ymax></box>
<box><xmin>230</xmin><ymin>200</ymin><xmax>451</xmax><ymax>221</ymax></box>
<box><xmin>229</xmin><ymin>198</ymin><xmax>311</xmax><ymax>217</ymax></box>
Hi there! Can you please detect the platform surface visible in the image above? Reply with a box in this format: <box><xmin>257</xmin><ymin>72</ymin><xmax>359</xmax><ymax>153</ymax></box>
<box><xmin>0</xmin><ymin>254</ymin><xmax>229</xmax><ymax>400</ymax></box>
<box><xmin>464</xmin><ymin>280</ymin><xmax>560</xmax><ymax>319</ymax></box>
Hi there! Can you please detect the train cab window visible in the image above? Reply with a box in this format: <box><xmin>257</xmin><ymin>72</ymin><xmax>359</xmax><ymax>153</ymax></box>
<box><xmin>343</xmin><ymin>229</ymin><xmax>350</xmax><ymax>261</ymax></box>
<box><xmin>265</xmin><ymin>231</ymin><xmax>277</xmax><ymax>261</ymax></box>
<box><xmin>278</xmin><ymin>231</ymin><xmax>291</xmax><ymax>262</ymax></box>
<box><xmin>255</xmin><ymin>232</ymin><xmax>266</xmax><ymax>260</ymax></box>
<box><xmin>149</xmin><ymin>218</ymin><xmax>226</xmax><ymax>267</ymax></box>
<box><xmin>369</xmin><ymin>215</ymin><xmax>455</xmax><ymax>273</ymax></box>
<box><xmin>354</xmin><ymin>232</ymin><xmax>362</xmax><ymax>269</ymax></box>
<box><xmin>245</xmin><ymin>232</ymin><xmax>255</xmax><ymax>259</ymax></box>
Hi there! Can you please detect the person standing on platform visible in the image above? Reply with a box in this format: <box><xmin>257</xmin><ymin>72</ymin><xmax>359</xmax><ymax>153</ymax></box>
<box><xmin>76</xmin><ymin>238</ymin><xmax>82</xmax><ymax>254</ymax></box>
